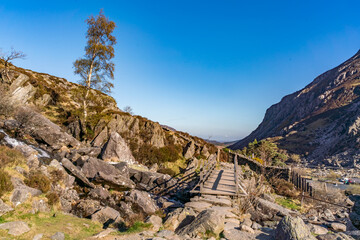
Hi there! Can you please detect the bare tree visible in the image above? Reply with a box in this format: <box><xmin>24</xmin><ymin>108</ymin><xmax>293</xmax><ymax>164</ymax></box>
<box><xmin>0</xmin><ymin>48</ymin><xmax>26</xmax><ymax>82</ymax></box>
<box><xmin>73</xmin><ymin>10</ymin><xmax>117</xmax><ymax>121</ymax></box>
<box><xmin>123</xmin><ymin>106</ymin><xmax>133</xmax><ymax>115</ymax></box>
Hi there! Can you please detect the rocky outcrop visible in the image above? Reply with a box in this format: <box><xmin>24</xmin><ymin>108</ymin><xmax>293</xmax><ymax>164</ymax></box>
<box><xmin>275</xmin><ymin>216</ymin><xmax>316</xmax><ymax>240</ymax></box>
<box><xmin>100</xmin><ymin>132</ymin><xmax>136</xmax><ymax>164</ymax></box>
<box><xmin>230</xmin><ymin>50</ymin><xmax>360</xmax><ymax>167</ymax></box>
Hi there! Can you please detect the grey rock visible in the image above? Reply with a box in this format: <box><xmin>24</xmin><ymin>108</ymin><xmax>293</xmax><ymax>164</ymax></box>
<box><xmin>51</xmin><ymin>232</ymin><xmax>65</xmax><ymax>240</ymax></box>
<box><xmin>88</xmin><ymin>186</ymin><xmax>111</xmax><ymax>200</ymax></box>
<box><xmin>164</xmin><ymin>207</ymin><xmax>197</xmax><ymax>231</ymax></box>
<box><xmin>0</xmin><ymin>199</ymin><xmax>13</xmax><ymax>216</ymax></box>
<box><xmin>126</xmin><ymin>190</ymin><xmax>158</xmax><ymax>215</ymax></box>
<box><xmin>100</xmin><ymin>132</ymin><xmax>136</xmax><ymax>164</ymax></box>
<box><xmin>113</xmin><ymin>161</ymin><xmax>130</xmax><ymax>179</ymax></box>
<box><xmin>0</xmin><ymin>221</ymin><xmax>30</xmax><ymax>236</ymax></box>
<box><xmin>145</xmin><ymin>215</ymin><xmax>163</xmax><ymax>232</ymax></box>
<box><xmin>15</xmin><ymin>106</ymin><xmax>79</xmax><ymax>150</ymax></box>
<box><xmin>11</xmin><ymin>186</ymin><xmax>42</xmax><ymax>206</ymax></box>
<box><xmin>91</xmin><ymin>207</ymin><xmax>123</xmax><ymax>224</ymax></box>
<box><xmin>184</xmin><ymin>201</ymin><xmax>212</xmax><ymax>213</ymax></box>
<box><xmin>331</xmin><ymin>222</ymin><xmax>347</xmax><ymax>232</ymax></box>
<box><xmin>157</xmin><ymin>230</ymin><xmax>175</xmax><ymax>238</ymax></box>
<box><xmin>183</xmin><ymin>141</ymin><xmax>195</xmax><ymax>159</ymax></box>
<box><xmin>317</xmin><ymin>232</ymin><xmax>355</xmax><ymax>240</ymax></box>
<box><xmin>72</xmin><ymin>199</ymin><xmax>101</xmax><ymax>218</ymax></box>
<box><xmin>275</xmin><ymin>216</ymin><xmax>316</xmax><ymax>240</ymax></box>
<box><xmin>177</xmin><ymin>209</ymin><xmax>225</xmax><ymax>237</ymax></box>
<box><xmin>61</xmin><ymin>158</ymin><xmax>95</xmax><ymax>188</ymax></box>
<box><xmin>307</xmin><ymin>223</ymin><xmax>328</xmax><ymax>235</ymax></box>
<box><xmin>33</xmin><ymin>233</ymin><xmax>44</xmax><ymax>240</ymax></box>
<box><xmin>32</xmin><ymin>199</ymin><xmax>50</xmax><ymax>213</ymax></box>
<box><xmin>257</xmin><ymin>198</ymin><xmax>296</xmax><ymax>218</ymax></box>
<box><xmin>91</xmin><ymin>228</ymin><xmax>116</xmax><ymax>239</ymax></box>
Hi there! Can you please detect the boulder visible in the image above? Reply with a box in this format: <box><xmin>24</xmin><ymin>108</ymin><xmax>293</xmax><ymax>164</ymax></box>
<box><xmin>100</xmin><ymin>132</ymin><xmax>136</xmax><ymax>164</ymax></box>
<box><xmin>49</xmin><ymin>159</ymin><xmax>75</xmax><ymax>188</ymax></box>
<box><xmin>177</xmin><ymin>209</ymin><xmax>225</xmax><ymax>237</ymax></box>
<box><xmin>15</xmin><ymin>106</ymin><xmax>80</xmax><ymax>150</ymax></box>
<box><xmin>145</xmin><ymin>215</ymin><xmax>163</xmax><ymax>232</ymax></box>
<box><xmin>0</xmin><ymin>199</ymin><xmax>13</xmax><ymax>216</ymax></box>
<box><xmin>32</xmin><ymin>199</ymin><xmax>50</xmax><ymax>213</ymax></box>
<box><xmin>60</xmin><ymin>189</ymin><xmax>79</xmax><ymax>213</ymax></box>
<box><xmin>223</xmin><ymin>228</ymin><xmax>255</xmax><ymax>240</ymax></box>
<box><xmin>275</xmin><ymin>216</ymin><xmax>316</xmax><ymax>240</ymax></box>
<box><xmin>164</xmin><ymin>207</ymin><xmax>197</xmax><ymax>231</ymax></box>
<box><xmin>72</xmin><ymin>199</ymin><xmax>101</xmax><ymax>218</ymax></box>
<box><xmin>323</xmin><ymin>209</ymin><xmax>336</xmax><ymax>221</ymax></box>
<box><xmin>184</xmin><ymin>201</ymin><xmax>212</xmax><ymax>213</ymax></box>
<box><xmin>91</xmin><ymin>207</ymin><xmax>123</xmax><ymax>224</ymax></box>
<box><xmin>317</xmin><ymin>233</ymin><xmax>355</xmax><ymax>240</ymax></box>
<box><xmin>0</xmin><ymin>221</ymin><xmax>30</xmax><ymax>236</ymax></box>
<box><xmin>11</xmin><ymin>186</ymin><xmax>42</xmax><ymax>206</ymax></box>
<box><xmin>331</xmin><ymin>222</ymin><xmax>347</xmax><ymax>232</ymax></box>
<box><xmin>126</xmin><ymin>190</ymin><xmax>158</xmax><ymax>215</ymax></box>
<box><xmin>129</xmin><ymin>168</ymin><xmax>176</xmax><ymax>190</ymax></box>
<box><xmin>33</xmin><ymin>233</ymin><xmax>44</xmax><ymax>240</ymax></box>
<box><xmin>61</xmin><ymin>158</ymin><xmax>95</xmax><ymax>188</ymax></box>
<box><xmin>51</xmin><ymin>232</ymin><xmax>65</xmax><ymax>240</ymax></box>
<box><xmin>307</xmin><ymin>223</ymin><xmax>328</xmax><ymax>235</ymax></box>
<box><xmin>81</xmin><ymin>157</ymin><xmax>135</xmax><ymax>190</ymax></box>
<box><xmin>257</xmin><ymin>198</ymin><xmax>296</xmax><ymax>218</ymax></box>
<box><xmin>88</xmin><ymin>186</ymin><xmax>111</xmax><ymax>201</ymax></box>
<box><xmin>94</xmin><ymin>171</ymin><xmax>135</xmax><ymax>191</ymax></box>
<box><xmin>113</xmin><ymin>162</ymin><xmax>130</xmax><ymax>179</ymax></box>
<box><xmin>183</xmin><ymin>141</ymin><xmax>195</xmax><ymax>159</ymax></box>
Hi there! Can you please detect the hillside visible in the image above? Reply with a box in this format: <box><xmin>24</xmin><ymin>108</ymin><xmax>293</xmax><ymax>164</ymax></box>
<box><xmin>230</xmin><ymin>50</ymin><xmax>360</xmax><ymax>167</ymax></box>
<box><xmin>0</xmin><ymin>60</ymin><xmax>217</xmax><ymax>171</ymax></box>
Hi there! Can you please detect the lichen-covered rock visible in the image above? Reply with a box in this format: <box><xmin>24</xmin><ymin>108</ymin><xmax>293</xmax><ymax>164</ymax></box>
<box><xmin>145</xmin><ymin>215</ymin><xmax>163</xmax><ymax>232</ymax></box>
<box><xmin>177</xmin><ymin>209</ymin><xmax>225</xmax><ymax>237</ymax></box>
<box><xmin>0</xmin><ymin>199</ymin><xmax>13</xmax><ymax>216</ymax></box>
<box><xmin>126</xmin><ymin>190</ymin><xmax>158</xmax><ymax>215</ymax></box>
<box><xmin>183</xmin><ymin>141</ymin><xmax>195</xmax><ymax>159</ymax></box>
<box><xmin>0</xmin><ymin>221</ymin><xmax>30</xmax><ymax>236</ymax></box>
<box><xmin>61</xmin><ymin>158</ymin><xmax>95</xmax><ymax>188</ymax></box>
<box><xmin>91</xmin><ymin>207</ymin><xmax>123</xmax><ymax>224</ymax></box>
<box><xmin>164</xmin><ymin>207</ymin><xmax>197</xmax><ymax>231</ymax></box>
<box><xmin>72</xmin><ymin>199</ymin><xmax>101</xmax><ymax>218</ymax></box>
<box><xmin>100</xmin><ymin>131</ymin><xmax>136</xmax><ymax>164</ymax></box>
<box><xmin>275</xmin><ymin>216</ymin><xmax>316</xmax><ymax>240</ymax></box>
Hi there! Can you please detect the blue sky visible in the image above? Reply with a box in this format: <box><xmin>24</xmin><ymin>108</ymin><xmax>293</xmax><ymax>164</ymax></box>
<box><xmin>1</xmin><ymin>1</ymin><xmax>360</xmax><ymax>141</ymax></box>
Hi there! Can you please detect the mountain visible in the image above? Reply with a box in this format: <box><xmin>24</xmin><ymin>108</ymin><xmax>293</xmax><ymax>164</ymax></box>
<box><xmin>230</xmin><ymin>50</ymin><xmax>360</xmax><ymax>167</ymax></box>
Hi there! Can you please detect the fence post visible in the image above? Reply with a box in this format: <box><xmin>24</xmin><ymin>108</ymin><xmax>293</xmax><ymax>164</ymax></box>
<box><xmin>200</xmin><ymin>160</ymin><xmax>204</xmax><ymax>193</ymax></box>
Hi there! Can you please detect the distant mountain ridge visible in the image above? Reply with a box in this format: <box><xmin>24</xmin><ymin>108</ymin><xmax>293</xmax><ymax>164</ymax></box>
<box><xmin>230</xmin><ymin>50</ymin><xmax>360</xmax><ymax>167</ymax></box>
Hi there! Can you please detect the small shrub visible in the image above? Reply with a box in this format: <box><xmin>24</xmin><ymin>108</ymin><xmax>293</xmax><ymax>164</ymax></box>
<box><xmin>270</xmin><ymin>177</ymin><xmax>298</xmax><ymax>198</ymax></box>
<box><xmin>25</xmin><ymin>172</ymin><xmax>51</xmax><ymax>193</ymax></box>
<box><xmin>0</xmin><ymin>170</ymin><xmax>13</xmax><ymax>197</ymax></box>
<box><xmin>0</xmin><ymin>146</ymin><xmax>25</xmax><ymax>167</ymax></box>
<box><xmin>50</xmin><ymin>169</ymin><xmax>64</xmax><ymax>182</ymax></box>
<box><xmin>157</xmin><ymin>168</ymin><xmax>176</xmax><ymax>177</ymax></box>
<box><xmin>46</xmin><ymin>192</ymin><xmax>60</xmax><ymax>206</ymax></box>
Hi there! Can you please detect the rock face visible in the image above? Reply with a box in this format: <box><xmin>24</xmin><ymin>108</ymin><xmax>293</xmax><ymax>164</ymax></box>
<box><xmin>100</xmin><ymin>132</ymin><xmax>136</xmax><ymax>164</ymax></box>
<box><xmin>177</xmin><ymin>209</ymin><xmax>225</xmax><ymax>237</ymax></box>
<box><xmin>230</xmin><ymin>50</ymin><xmax>360</xmax><ymax>167</ymax></box>
<box><xmin>275</xmin><ymin>216</ymin><xmax>316</xmax><ymax>240</ymax></box>
<box><xmin>0</xmin><ymin>199</ymin><xmax>13</xmax><ymax>216</ymax></box>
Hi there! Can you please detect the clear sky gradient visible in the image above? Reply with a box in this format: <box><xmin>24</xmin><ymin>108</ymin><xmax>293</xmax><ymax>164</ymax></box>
<box><xmin>1</xmin><ymin>1</ymin><xmax>360</xmax><ymax>141</ymax></box>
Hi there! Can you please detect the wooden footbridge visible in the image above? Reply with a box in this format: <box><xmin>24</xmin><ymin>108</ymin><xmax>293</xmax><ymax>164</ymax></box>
<box><xmin>190</xmin><ymin>153</ymin><xmax>247</xmax><ymax>197</ymax></box>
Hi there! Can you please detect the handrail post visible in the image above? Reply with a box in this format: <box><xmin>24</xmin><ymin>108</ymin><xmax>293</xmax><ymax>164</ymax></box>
<box><xmin>235</xmin><ymin>154</ymin><xmax>239</xmax><ymax>197</ymax></box>
<box><xmin>200</xmin><ymin>159</ymin><xmax>204</xmax><ymax>193</ymax></box>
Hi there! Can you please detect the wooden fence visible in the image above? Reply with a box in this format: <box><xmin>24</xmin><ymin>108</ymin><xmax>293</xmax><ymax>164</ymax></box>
<box><xmin>290</xmin><ymin>170</ymin><xmax>313</xmax><ymax>197</ymax></box>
